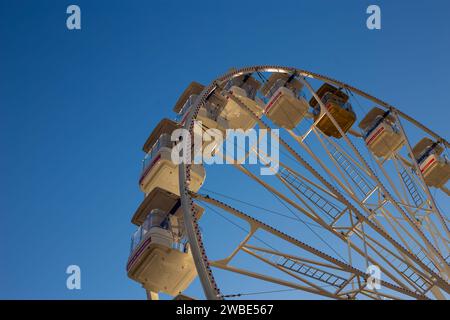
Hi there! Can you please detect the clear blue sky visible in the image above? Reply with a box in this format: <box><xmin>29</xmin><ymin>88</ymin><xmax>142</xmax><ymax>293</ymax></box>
<box><xmin>1</xmin><ymin>0</ymin><xmax>449</xmax><ymax>299</ymax></box>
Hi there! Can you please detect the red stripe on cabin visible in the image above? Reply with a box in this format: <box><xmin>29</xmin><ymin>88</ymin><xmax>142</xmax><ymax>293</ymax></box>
<box><xmin>139</xmin><ymin>154</ymin><xmax>162</xmax><ymax>185</ymax></box>
<box><xmin>181</xmin><ymin>112</ymin><xmax>189</xmax><ymax>126</ymax></box>
<box><xmin>265</xmin><ymin>91</ymin><xmax>283</xmax><ymax>113</ymax></box>
<box><xmin>366</xmin><ymin>126</ymin><xmax>385</xmax><ymax>146</ymax></box>
<box><xmin>420</xmin><ymin>157</ymin><xmax>436</xmax><ymax>173</ymax></box>
<box><xmin>126</xmin><ymin>237</ymin><xmax>152</xmax><ymax>271</ymax></box>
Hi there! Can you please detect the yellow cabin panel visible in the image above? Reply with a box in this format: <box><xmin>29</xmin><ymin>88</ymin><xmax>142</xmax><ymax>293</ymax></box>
<box><xmin>314</xmin><ymin>102</ymin><xmax>356</xmax><ymax>138</ymax></box>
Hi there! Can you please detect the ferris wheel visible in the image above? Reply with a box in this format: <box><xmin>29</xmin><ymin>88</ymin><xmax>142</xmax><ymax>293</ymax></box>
<box><xmin>126</xmin><ymin>66</ymin><xmax>450</xmax><ymax>300</ymax></box>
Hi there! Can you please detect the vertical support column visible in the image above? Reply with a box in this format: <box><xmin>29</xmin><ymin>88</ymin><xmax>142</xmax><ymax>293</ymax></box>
<box><xmin>179</xmin><ymin>84</ymin><xmax>222</xmax><ymax>300</ymax></box>
<box><xmin>179</xmin><ymin>165</ymin><xmax>221</xmax><ymax>300</ymax></box>
<box><xmin>146</xmin><ymin>290</ymin><xmax>159</xmax><ymax>300</ymax></box>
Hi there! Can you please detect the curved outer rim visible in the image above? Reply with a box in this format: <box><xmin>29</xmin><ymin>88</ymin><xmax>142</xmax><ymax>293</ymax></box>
<box><xmin>178</xmin><ymin>65</ymin><xmax>449</xmax><ymax>300</ymax></box>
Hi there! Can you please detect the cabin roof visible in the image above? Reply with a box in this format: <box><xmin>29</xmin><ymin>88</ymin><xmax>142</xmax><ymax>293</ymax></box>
<box><xmin>142</xmin><ymin>118</ymin><xmax>180</xmax><ymax>153</ymax></box>
<box><xmin>411</xmin><ymin>137</ymin><xmax>443</xmax><ymax>159</ymax></box>
<box><xmin>261</xmin><ymin>73</ymin><xmax>303</xmax><ymax>96</ymax></box>
<box><xmin>358</xmin><ymin>107</ymin><xmax>395</xmax><ymax>130</ymax></box>
<box><xmin>132</xmin><ymin>187</ymin><xmax>179</xmax><ymax>226</ymax></box>
<box><xmin>132</xmin><ymin>187</ymin><xmax>204</xmax><ymax>226</ymax></box>
<box><xmin>309</xmin><ymin>83</ymin><xmax>349</xmax><ymax>107</ymax></box>
<box><xmin>173</xmin><ymin>82</ymin><xmax>205</xmax><ymax>113</ymax></box>
<box><xmin>231</xmin><ymin>74</ymin><xmax>262</xmax><ymax>90</ymax></box>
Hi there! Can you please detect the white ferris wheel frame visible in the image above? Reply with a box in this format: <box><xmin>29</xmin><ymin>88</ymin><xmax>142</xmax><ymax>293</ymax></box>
<box><xmin>177</xmin><ymin>66</ymin><xmax>449</xmax><ymax>300</ymax></box>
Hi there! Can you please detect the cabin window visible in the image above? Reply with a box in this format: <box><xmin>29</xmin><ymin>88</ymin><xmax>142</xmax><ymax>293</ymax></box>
<box><xmin>266</xmin><ymin>79</ymin><xmax>285</xmax><ymax>98</ymax></box>
<box><xmin>417</xmin><ymin>145</ymin><xmax>439</xmax><ymax>164</ymax></box>
<box><xmin>364</xmin><ymin>115</ymin><xmax>384</xmax><ymax>138</ymax></box>
<box><xmin>141</xmin><ymin>134</ymin><xmax>174</xmax><ymax>173</ymax></box>
<box><xmin>144</xmin><ymin>209</ymin><xmax>168</xmax><ymax>230</ymax></box>
<box><xmin>322</xmin><ymin>92</ymin><xmax>354</xmax><ymax>113</ymax></box>
<box><xmin>130</xmin><ymin>227</ymin><xmax>144</xmax><ymax>253</ymax></box>
<box><xmin>225</xmin><ymin>77</ymin><xmax>259</xmax><ymax>100</ymax></box>
<box><xmin>177</xmin><ymin>95</ymin><xmax>198</xmax><ymax>122</ymax></box>
<box><xmin>129</xmin><ymin>210</ymin><xmax>171</xmax><ymax>253</ymax></box>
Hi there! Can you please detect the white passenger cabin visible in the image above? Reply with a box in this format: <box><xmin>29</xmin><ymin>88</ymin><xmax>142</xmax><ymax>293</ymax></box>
<box><xmin>174</xmin><ymin>81</ymin><xmax>228</xmax><ymax>133</ymax></box>
<box><xmin>131</xmin><ymin>187</ymin><xmax>204</xmax><ymax>227</ymax></box>
<box><xmin>412</xmin><ymin>138</ymin><xmax>450</xmax><ymax>188</ymax></box>
<box><xmin>221</xmin><ymin>74</ymin><xmax>264</xmax><ymax>130</ymax></box>
<box><xmin>139</xmin><ymin>118</ymin><xmax>205</xmax><ymax>195</ymax></box>
<box><xmin>359</xmin><ymin>107</ymin><xmax>405</xmax><ymax>158</ymax></box>
<box><xmin>127</xmin><ymin>207</ymin><xmax>198</xmax><ymax>297</ymax></box>
<box><xmin>174</xmin><ymin>82</ymin><xmax>229</xmax><ymax>157</ymax></box>
<box><xmin>261</xmin><ymin>73</ymin><xmax>309</xmax><ymax>129</ymax></box>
